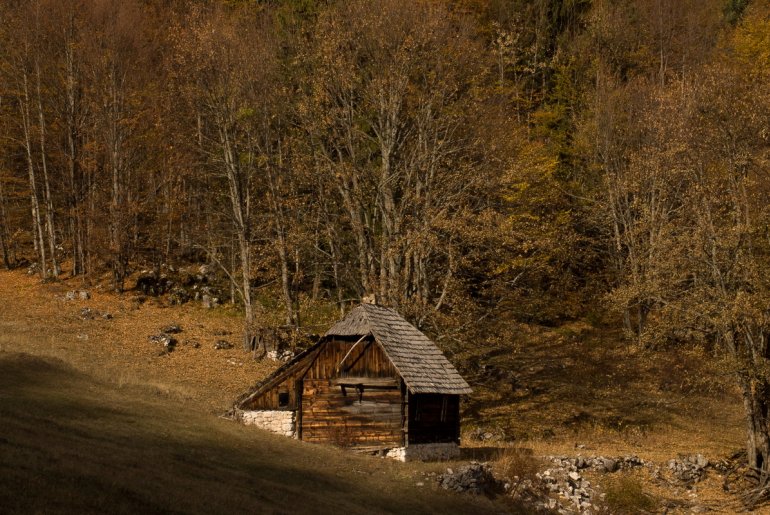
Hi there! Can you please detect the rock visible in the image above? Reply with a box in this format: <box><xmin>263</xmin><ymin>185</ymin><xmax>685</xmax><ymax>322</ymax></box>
<box><xmin>102</xmin><ymin>313</ymin><xmax>113</xmax><ymax>320</ymax></box>
<box><xmin>161</xmin><ymin>324</ymin><xmax>182</xmax><ymax>334</ymax></box>
<box><xmin>79</xmin><ymin>307</ymin><xmax>95</xmax><ymax>320</ymax></box>
<box><xmin>65</xmin><ymin>290</ymin><xmax>90</xmax><ymax>301</ymax></box>
<box><xmin>168</xmin><ymin>287</ymin><xmax>190</xmax><ymax>305</ymax></box>
<box><xmin>136</xmin><ymin>272</ymin><xmax>171</xmax><ymax>296</ymax></box>
<box><xmin>603</xmin><ymin>458</ymin><xmax>619</xmax><ymax>473</ymax></box>
<box><xmin>214</xmin><ymin>340</ymin><xmax>234</xmax><ymax>350</ymax></box>
<box><xmin>568</xmin><ymin>471</ymin><xmax>580</xmax><ymax>482</ymax></box>
<box><xmin>149</xmin><ymin>333</ymin><xmax>177</xmax><ymax>352</ymax></box>
<box><xmin>184</xmin><ymin>339</ymin><xmax>201</xmax><ymax>349</ymax></box>
<box><xmin>668</xmin><ymin>454</ymin><xmax>709</xmax><ymax>484</ymax></box>
<box><xmin>267</xmin><ymin>349</ymin><xmax>295</xmax><ymax>362</ymax></box>
<box><xmin>437</xmin><ymin>462</ymin><xmax>502</xmax><ymax>495</ymax></box>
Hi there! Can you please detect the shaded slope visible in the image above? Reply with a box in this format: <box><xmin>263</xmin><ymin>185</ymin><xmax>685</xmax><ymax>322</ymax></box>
<box><xmin>0</xmin><ymin>352</ymin><xmax>501</xmax><ymax>515</ymax></box>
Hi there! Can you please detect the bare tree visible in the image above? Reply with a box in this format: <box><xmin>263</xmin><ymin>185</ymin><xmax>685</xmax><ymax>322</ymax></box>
<box><xmin>304</xmin><ymin>0</ymin><xmax>485</xmax><ymax>320</ymax></box>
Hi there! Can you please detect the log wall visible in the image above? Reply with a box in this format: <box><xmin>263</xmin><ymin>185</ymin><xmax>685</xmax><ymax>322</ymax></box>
<box><xmin>300</xmin><ymin>337</ymin><xmax>403</xmax><ymax>447</ymax></box>
<box><xmin>240</xmin><ymin>350</ymin><xmax>319</xmax><ymax>411</ymax></box>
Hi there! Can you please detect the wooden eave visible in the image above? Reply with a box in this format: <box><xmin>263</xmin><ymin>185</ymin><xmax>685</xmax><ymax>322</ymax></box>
<box><xmin>234</xmin><ymin>341</ymin><xmax>323</xmax><ymax>409</ymax></box>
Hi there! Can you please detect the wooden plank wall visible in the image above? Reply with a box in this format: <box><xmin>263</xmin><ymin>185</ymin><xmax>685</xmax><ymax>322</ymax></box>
<box><xmin>240</xmin><ymin>352</ymin><xmax>318</xmax><ymax>411</ymax></box>
<box><xmin>407</xmin><ymin>393</ymin><xmax>460</xmax><ymax>444</ymax></box>
<box><xmin>300</xmin><ymin>338</ymin><xmax>403</xmax><ymax>447</ymax></box>
<box><xmin>305</xmin><ymin>338</ymin><xmax>398</xmax><ymax>380</ymax></box>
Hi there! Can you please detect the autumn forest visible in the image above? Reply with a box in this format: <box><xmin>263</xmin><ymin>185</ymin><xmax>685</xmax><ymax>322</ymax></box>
<box><xmin>2</xmin><ymin>0</ymin><xmax>770</xmax><ymax>490</ymax></box>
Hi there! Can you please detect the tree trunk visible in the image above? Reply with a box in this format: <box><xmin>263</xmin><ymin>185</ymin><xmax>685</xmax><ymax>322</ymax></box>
<box><xmin>739</xmin><ymin>374</ymin><xmax>770</xmax><ymax>475</ymax></box>
<box><xmin>36</xmin><ymin>58</ymin><xmax>59</xmax><ymax>277</ymax></box>
<box><xmin>65</xmin><ymin>9</ymin><xmax>84</xmax><ymax>277</ymax></box>
<box><xmin>20</xmin><ymin>71</ymin><xmax>47</xmax><ymax>279</ymax></box>
<box><xmin>218</xmin><ymin>121</ymin><xmax>255</xmax><ymax>349</ymax></box>
<box><xmin>0</xmin><ymin>179</ymin><xmax>11</xmax><ymax>269</ymax></box>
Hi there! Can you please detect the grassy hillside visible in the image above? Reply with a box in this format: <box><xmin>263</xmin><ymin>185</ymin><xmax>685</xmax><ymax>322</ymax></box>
<box><xmin>0</xmin><ymin>268</ymin><xmax>753</xmax><ymax>512</ymax></box>
<box><xmin>0</xmin><ymin>352</ymin><xmax>504</xmax><ymax>514</ymax></box>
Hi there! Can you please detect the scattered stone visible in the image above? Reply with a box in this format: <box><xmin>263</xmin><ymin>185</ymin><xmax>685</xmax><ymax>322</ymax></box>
<box><xmin>102</xmin><ymin>312</ymin><xmax>113</xmax><ymax>320</ymax></box>
<box><xmin>437</xmin><ymin>462</ymin><xmax>502</xmax><ymax>495</ymax></box>
<box><xmin>135</xmin><ymin>272</ymin><xmax>172</xmax><ymax>296</ymax></box>
<box><xmin>79</xmin><ymin>307</ymin><xmax>95</xmax><ymax>320</ymax></box>
<box><xmin>148</xmin><ymin>333</ymin><xmax>177</xmax><ymax>352</ymax></box>
<box><xmin>65</xmin><ymin>290</ymin><xmax>91</xmax><ymax>301</ymax></box>
<box><xmin>601</xmin><ymin>458</ymin><xmax>619</xmax><ymax>473</ymax></box>
<box><xmin>168</xmin><ymin>287</ymin><xmax>190</xmax><ymax>305</ymax></box>
<box><xmin>214</xmin><ymin>340</ymin><xmax>234</xmax><ymax>350</ymax></box>
<box><xmin>668</xmin><ymin>454</ymin><xmax>709</xmax><ymax>484</ymax></box>
<box><xmin>524</xmin><ymin>455</ymin><xmax>647</xmax><ymax>513</ymax></box>
<box><xmin>184</xmin><ymin>339</ymin><xmax>201</xmax><ymax>349</ymax></box>
<box><xmin>267</xmin><ymin>349</ymin><xmax>295</xmax><ymax>362</ymax></box>
<box><xmin>161</xmin><ymin>324</ymin><xmax>182</xmax><ymax>334</ymax></box>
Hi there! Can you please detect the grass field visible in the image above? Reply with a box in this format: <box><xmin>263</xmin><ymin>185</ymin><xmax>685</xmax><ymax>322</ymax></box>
<box><xmin>0</xmin><ymin>270</ymin><xmax>511</xmax><ymax>514</ymax></box>
<box><xmin>0</xmin><ymin>352</ymin><xmax>507</xmax><ymax>514</ymax></box>
<box><xmin>0</xmin><ymin>268</ymin><xmax>756</xmax><ymax>513</ymax></box>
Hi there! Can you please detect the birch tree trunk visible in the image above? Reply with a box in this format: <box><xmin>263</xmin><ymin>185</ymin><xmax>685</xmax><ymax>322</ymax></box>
<box><xmin>63</xmin><ymin>11</ymin><xmax>85</xmax><ymax>276</ymax></box>
<box><xmin>19</xmin><ymin>70</ymin><xmax>48</xmax><ymax>279</ymax></box>
<box><xmin>35</xmin><ymin>58</ymin><xmax>59</xmax><ymax>277</ymax></box>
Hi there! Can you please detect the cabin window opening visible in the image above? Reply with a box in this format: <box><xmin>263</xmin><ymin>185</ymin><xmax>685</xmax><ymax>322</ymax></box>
<box><xmin>440</xmin><ymin>397</ymin><xmax>448</xmax><ymax>422</ymax></box>
<box><xmin>340</xmin><ymin>385</ymin><xmax>347</xmax><ymax>396</ymax></box>
<box><xmin>278</xmin><ymin>391</ymin><xmax>290</xmax><ymax>407</ymax></box>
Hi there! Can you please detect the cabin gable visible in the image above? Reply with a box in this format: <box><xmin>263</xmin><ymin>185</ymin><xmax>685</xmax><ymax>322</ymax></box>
<box><xmin>300</xmin><ymin>336</ymin><xmax>402</xmax><ymax>446</ymax></box>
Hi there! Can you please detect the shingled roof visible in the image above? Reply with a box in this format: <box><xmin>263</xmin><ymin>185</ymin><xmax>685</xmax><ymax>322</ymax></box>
<box><xmin>326</xmin><ymin>304</ymin><xmax>472</xmax><ymax>395</ymax></box>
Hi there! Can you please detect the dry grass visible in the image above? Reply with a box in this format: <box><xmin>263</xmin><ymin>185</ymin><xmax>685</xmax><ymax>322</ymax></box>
<box><xmin>0</xmin><ymin>268</ymin><xmax>510</xmax><ymax>513</ymax></box>
<box><xmin>460</xmin><ymin>320</ymin><xmax>750</xmax><ymax>512</ymax></box>
<box><xmin>0</xmin><ymin>267</ymin><xmax>759</xmax><ymax>512</ymax></box>
<box><xmin>0</xmin><ymin>268</ymin><xmax>274</xmax><ymax>413</ymax></box>
<box><xmin>0</xmin><ymin>352</ymin><xmax>501</xmax><ymax>514</ymax></box>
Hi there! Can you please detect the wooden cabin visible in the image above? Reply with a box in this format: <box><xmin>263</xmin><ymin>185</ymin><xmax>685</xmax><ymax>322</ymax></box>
<box><xmin>234</xmin><ymin>303</ymin><xmax>472</xmax><ymax>461</ymax></box>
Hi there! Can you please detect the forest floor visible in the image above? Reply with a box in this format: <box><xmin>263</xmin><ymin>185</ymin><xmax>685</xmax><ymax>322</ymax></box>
<box><xmin>0</xmin><ymin>267</ymin><xmax>759</xmax><ymax>513</ymax></box>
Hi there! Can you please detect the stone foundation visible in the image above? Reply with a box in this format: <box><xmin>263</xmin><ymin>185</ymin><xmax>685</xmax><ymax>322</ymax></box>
<box><xmin>386</xmin><ymin>442</ymin><xmax>461</xmax><ymax>462</ymax></box>
<box><xmin>240</xmin><ymin>410</ymin><xmax>296</xmax><ymax>438</ymax></box>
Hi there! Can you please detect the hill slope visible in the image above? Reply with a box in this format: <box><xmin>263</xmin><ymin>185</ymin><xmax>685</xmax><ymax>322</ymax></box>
<box><xmin>0</xmin><ymin>352</ymin><xmax>501</xmax><ymax>514</ymax></box>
